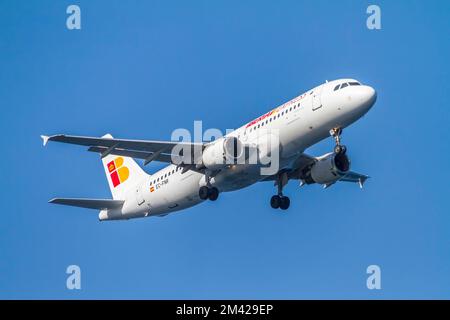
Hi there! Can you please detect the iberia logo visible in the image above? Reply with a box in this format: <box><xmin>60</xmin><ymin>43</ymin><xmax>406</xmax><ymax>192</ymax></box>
<box><xmin>107</xmin><ymin>157</ymin><xmax>129</xmax><ymax>188</ymax></box>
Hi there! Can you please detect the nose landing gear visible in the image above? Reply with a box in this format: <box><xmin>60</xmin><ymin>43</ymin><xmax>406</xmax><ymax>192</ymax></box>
<box><xmin>330</xmin><ymin>127</ymin><xmax>347</xmax><ymax>154</ymax></box>
<box><xmin>270</xmin><ymin>172</ymin><xmax>290</xmax><ymax>210</ymax></box>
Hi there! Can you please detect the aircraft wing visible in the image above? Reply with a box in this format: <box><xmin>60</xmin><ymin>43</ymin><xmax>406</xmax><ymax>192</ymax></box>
<box><xmin>339</xmin><ymin>171</ymin><xmax>370</xmax><ymax>188</ymax></box>
<box><xmin>49</xmin><ymin>198</ymin><xmax>124</xmax><ymax>210</ymax></box>
<box><xmin>41</xmin><ymin>134</ymin><xmax>204</xmax><ymax>165</ymax></box>
<box><xmin>263</xmin><ymin>152</ymin><xmax>369</xmax><ymax>188</ymax></box>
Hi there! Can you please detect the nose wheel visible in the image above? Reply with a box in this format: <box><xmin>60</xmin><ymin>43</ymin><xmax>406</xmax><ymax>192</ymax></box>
<box><xmin>330</xmin><ymin>127</ymin><xmax>347</xmax><ymax>155</ymax></box>
<box><xmin>334</xmin><ymin>144</ymin><xmax>347</xmax><ymax>155</ymax></box>
<box><xmin>270</xmin><ymin>172</ymin><xmax>290</xmax><ymax>210</ymax></box>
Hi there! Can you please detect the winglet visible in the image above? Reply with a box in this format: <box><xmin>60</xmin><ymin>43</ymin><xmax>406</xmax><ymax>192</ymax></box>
<box><xmin>41</xmin><ymin>135</ymin><xmax>50</xmax><ymax>146</ymax></box>
<box><xmin>358</xmin><ymin>176</ymin><xmax>369</xmax><ymax>189</ymax></box>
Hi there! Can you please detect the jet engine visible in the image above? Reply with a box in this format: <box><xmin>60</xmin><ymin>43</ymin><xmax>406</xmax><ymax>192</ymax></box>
<box><xmin>202</xmin><ymin>136</ymin><xmax>244</xmax><ymax>170</ymax></box>
<box><xmin>303</xmin><ymin>152</ymin><xmax>350</xmax><ymax>185</ymax></box>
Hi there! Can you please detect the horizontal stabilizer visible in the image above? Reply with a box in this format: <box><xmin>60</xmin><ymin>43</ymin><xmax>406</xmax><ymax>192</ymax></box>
<box><xmin>49</xmin><ymin>198</ymin><xmax>124</xmax><ymax>210</ymax></box>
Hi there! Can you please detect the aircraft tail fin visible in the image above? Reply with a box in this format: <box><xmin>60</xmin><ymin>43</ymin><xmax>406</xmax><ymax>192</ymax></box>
<box><xmin>100</xmin><ymin>134</ymin><xmax>148</xmax><ymax>200</ymax></box>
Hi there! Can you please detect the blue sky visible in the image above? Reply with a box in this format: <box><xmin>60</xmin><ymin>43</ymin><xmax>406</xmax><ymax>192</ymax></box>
<box><xmin>1</xmin><ymin>0</ymin><xmax>449</xmax><ymax>299</ymax></box>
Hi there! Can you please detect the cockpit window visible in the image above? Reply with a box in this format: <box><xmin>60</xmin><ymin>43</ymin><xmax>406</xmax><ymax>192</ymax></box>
<box><xmin>334</xmin><ymin>81</ymin><xmax>360</xmax><ymax>91</ymax></box>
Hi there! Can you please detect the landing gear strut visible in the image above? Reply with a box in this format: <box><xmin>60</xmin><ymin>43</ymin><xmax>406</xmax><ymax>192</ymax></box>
<box><xmin>270</xmin><ymin>172</ymin><xmax>290</xmax><ymax>210</ymax></box>
<box><xmin>330</xmin><ymin>127</ymin><xmax>347</xmax><ymax>154</ymax></box>
<box><xmin>199</xmin><ymin>172</ymin><xmax>219</xmax><ymax>201</ymax></box>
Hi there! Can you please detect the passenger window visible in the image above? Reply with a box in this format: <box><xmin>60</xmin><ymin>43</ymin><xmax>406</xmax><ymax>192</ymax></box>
<box><xmin>341</xmin><ymin>83</ymin><xmax>348</xmax><ymax>89</ymax></box>
<box><xmin>290</xmin><ymin>107</ymin><xmax>292</xmax><ymax>111</ymax></box>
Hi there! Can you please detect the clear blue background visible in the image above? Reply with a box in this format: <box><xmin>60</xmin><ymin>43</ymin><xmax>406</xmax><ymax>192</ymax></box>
<box><xmin>1</xmin><ymin>0</ymin><xmax>449</xmax><ymax>299</ymax></box>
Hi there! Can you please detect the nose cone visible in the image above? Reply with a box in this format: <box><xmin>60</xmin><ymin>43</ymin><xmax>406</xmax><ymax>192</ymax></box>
<box><xmin>355</xmin><ymin>85</ymin><xmax>377</xmax><ymax>110</ymax></box>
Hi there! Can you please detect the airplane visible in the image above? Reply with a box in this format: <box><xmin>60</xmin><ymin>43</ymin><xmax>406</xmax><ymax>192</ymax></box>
<box><xmin>41</xmin><ymin>78</ymin><xmax>377</xmax><ymax>221</ymax></box>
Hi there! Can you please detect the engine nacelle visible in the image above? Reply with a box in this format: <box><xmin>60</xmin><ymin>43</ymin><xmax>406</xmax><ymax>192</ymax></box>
<box><xmin>305</xmin><ymin>152</ymin><xmax>350</xmax><ymax>185</ymax></box>
<box><xmin>202</xmin><ymin>136</ymin><xmax>244</xmax><ymax>170</ymax></box>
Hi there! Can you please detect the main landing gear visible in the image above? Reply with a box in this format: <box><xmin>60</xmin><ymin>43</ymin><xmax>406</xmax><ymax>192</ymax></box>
<box><xmin>330</xmin><ymin>127</ymin><xmax>347</xmax><ymax>155</ymax></box>
<box><xmin>270</xmin><ymin>172</ymin><xmax>290</xmax><ymax>210</ymax></box>
<box><xmin>271</xmin><ymin>195</ymin><xmax>290</xmax><ymax>210</ymax></box>
<box><xmin>199</xmin><ymin>186</ymin><xmax>219</xmax><ymax>201</ymax></box>
<box><xmin>199</xmin><ymin>172</ymin><xmax>219</xmax><ymax>201</ymax></box>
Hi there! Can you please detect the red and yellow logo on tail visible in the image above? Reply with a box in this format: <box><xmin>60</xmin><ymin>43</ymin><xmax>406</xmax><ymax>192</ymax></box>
<box><xmin>107</xmin><ymin>157</ymin><xmax>129</xmax><ymax>188</ymax></box>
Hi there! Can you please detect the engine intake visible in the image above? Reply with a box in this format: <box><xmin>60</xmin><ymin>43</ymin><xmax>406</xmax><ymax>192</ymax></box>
<box><xmin>202</xmin><ymin>136</ymin><xmax>243</xmax><ymax>170</ymax></box>
<box><xmin>304</xmin><ymin>152</ymin><xmax>350</xmax><ymax>185</ymax></box>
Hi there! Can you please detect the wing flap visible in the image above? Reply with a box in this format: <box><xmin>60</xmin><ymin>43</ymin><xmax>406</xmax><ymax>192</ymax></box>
<box><xmin>87</xmin><ymin>146</ymin><xmax>175</xmax><ymax>163</ymax></box>
<box><xmin>49</xmin><ymin>198</ymin><xmax>124</xmax><ymax>210</ymax></box>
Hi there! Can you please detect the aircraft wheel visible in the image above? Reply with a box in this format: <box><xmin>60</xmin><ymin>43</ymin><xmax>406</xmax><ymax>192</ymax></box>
<box><xmin>270</xmin><ymin>195</ymin><xmax>281</xmax><ymax>209</ymax></box>
<box><xmin>199</xmin><ymin>186</ymin><xmax>209</xmax><ymax>200</ymax></box>
<box><xmin>208</xmin><ymin>187</ymin><xmax>219</xmax><ymax>201</ymax></box>
<box><xmin>279</xmin><ymin>196</ymin><xmax>290</xmax><ymax>210</ymax></box>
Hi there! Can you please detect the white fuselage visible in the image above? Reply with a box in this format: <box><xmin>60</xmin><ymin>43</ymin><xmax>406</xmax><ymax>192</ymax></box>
<box><xmin>101</xmin><ymin>78</ymin><xmax>376</xmax><ymax>220</ymax></box>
